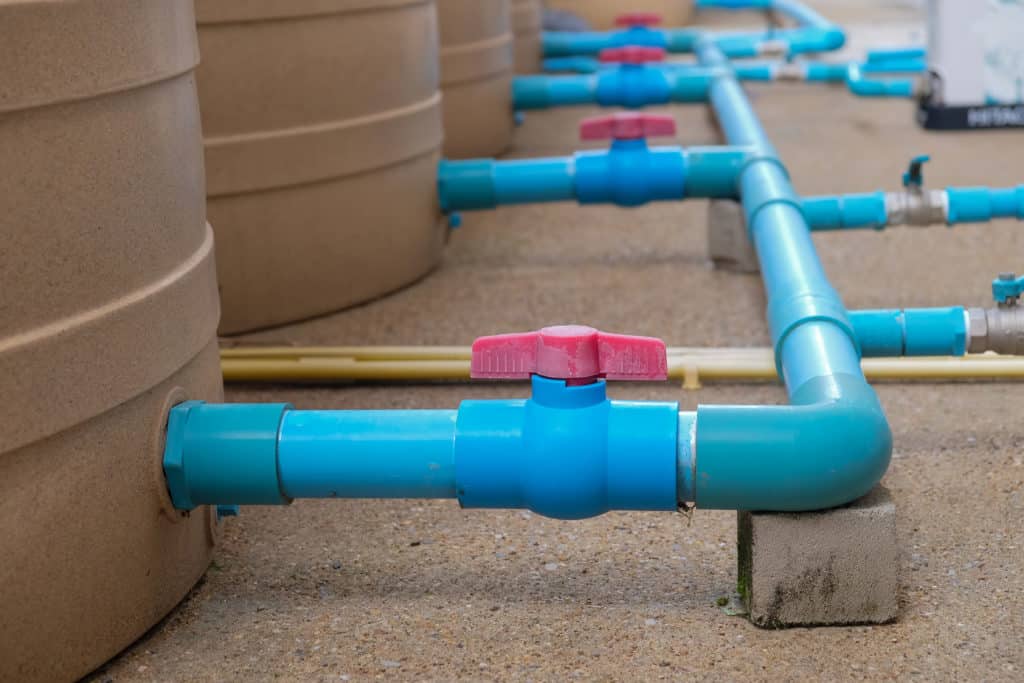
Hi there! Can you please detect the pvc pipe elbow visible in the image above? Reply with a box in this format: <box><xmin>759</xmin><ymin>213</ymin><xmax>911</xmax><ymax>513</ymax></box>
<box><xmin>694</xmin><ymin>373</ymin><xmax>892</xmax><ymax>511</ymax></box>
<box><xmin>846</xmin><ymin>66</ymin><xmax>915</xmax><ymax>98</ymax></box>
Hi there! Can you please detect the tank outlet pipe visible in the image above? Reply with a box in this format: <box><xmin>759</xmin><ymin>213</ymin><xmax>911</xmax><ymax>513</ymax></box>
<box><xmin>514</xmin><ymin>49</ymin><xmax>714</xmax><ymax>110</ymax></box>
<box><xmin>693</xmin><ymin>38</ymin><xmax>890</xmax><ymax>510</ymax></box>
<box><xmin>439</xmin><ymin>113</ymin><xmax>747</xmax><ymax>212</ymax></box>
<box><xmin>542</xmin><ymin>1</ymin><xmax>845</xmax><ymax>58</ymax></box>
<box><xmin>968</xmin><ymin>273</ymin><xmax>1024</xmax><ymax>355</ymax></box>
<box><xmin>164</xmin><ymin>326</ymin><xmax>683</xmax><ymax>520</ymax></box>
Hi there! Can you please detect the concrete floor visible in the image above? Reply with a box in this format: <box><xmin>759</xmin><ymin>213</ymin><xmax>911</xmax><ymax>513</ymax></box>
<box><xmin>91</xmin><ymin>3</ymin><xmax>1024</xmax><ymax>681</ymax></box>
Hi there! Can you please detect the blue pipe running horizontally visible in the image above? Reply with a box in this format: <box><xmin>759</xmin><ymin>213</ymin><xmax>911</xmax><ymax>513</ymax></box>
<box><xmin>845</xmin><ymin>63</ymin><xmax>916</xmax><ymax>98</ymax></box>
<box><xmin>850</xmin><ymin>308</ymin><xmax>968</xmax><ymax>357</ymax></box>
<box><xmin>164</xmin><ymin>377</ymin><xmax>682</xmax><ymax>520</ymax></box>
<box><xmin>438</xmin><ymin>145</ymin><xmax>748</xmax><ymax>211</ymax></box>
<box><xmin>801</xmin><ymin>185</ymin><xmax>1024</xmax><ymax>230</ymax></box>
<box><xmin>513</xmin><ymin>67</ymin><xmax>714</xmax><ymax>109</ymax></box>
<box><xmin>542</xmin><ymin>58</ymin><xmax>926</xmax><ymax>81</ymax></box>
<box><xmin>542</xmin><ymin>0</ymin><xmax>845</xmax><ymax>58</ymax></box>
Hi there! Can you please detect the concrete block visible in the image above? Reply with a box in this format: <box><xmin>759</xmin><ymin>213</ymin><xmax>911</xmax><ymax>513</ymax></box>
<box><xmin>707</xmin><ymin>199</ymin><xmax>760</xmax><ymax>273</ymax></box>
<box><xmin>737</xmin><ymin>486</ymin><xmax>898</xmax><ymax>628</ymax></box>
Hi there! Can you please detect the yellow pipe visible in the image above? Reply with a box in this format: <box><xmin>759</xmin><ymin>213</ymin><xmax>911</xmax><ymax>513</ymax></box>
<box><xmin>219</xmin><ymin>346</ymin><xmax>1024</xmax><ymax>387</ymax></box>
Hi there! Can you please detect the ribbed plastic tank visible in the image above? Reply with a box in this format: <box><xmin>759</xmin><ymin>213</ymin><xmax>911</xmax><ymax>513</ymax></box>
<box><xmin>0</xmin><ymin>2</ymin><xmax>222</xmax><ymax>681</ymax></box>
<box><xmin>547</xmin><ymin>0</ymin><xmax>694</xmax><ymax>29</ymax></box>
<box><xmin>195</xmin><ymin>0</ymin><xmax>448</xmax><ymax>334</ymax></box>
<box><xmin>512</xmin><ymin>0</ymin><xmax>544</xmax><ymax>74</ymax></box>
<box><xmin>438</xmin><ymin>0</ymin><xmax>516</xmax><ymax>158</ymax></box>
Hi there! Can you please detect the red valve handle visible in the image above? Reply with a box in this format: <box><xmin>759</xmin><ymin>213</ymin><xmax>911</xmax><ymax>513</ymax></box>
<box><xmin>471</xmin><ymin>325</ymin><xmax>668</xmax><ymax>383</ymax></box>
<box><xmin>599</xmin><ymin>46</ymin><xmax>667</xmax><ymax>64</ymax></box>
<box><xmin>615</xmin><ymin>12</ymin><xmax>663</xmax><ymax>27</ymax></box>
<box><xmin>579</xmin><ymin>112</ymin><xmax>677</xmax><ymax>141</ymax></box>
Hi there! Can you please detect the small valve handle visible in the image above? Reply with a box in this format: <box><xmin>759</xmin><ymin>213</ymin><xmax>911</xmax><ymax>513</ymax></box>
<box><xmin>993</xmin><ymin>272</ymin><xmax>1024</xmax><ymax>305</ymax></box>
<box><xmin>579</xmin><ymin>112</ymin><xmax>677</xmax><ymax>141</ymax></box>
<box><xmin>471</xmin><ymin>325</ymin><xmax>668</xmax><ymax>383</ymax></box>
<box><xmin>615</xmin><ymin>12</ymin><xmax>662</xmax><ymax>28</ymax></box>
<box><xmin>902</xmin><ymin>154</ymin><xmax>930</xmax><ymax>189</ymax></box>
<box><xmin>599</xmin><ymin>46</ymin><xmax>667</xmax><ymax>64</ymax></box>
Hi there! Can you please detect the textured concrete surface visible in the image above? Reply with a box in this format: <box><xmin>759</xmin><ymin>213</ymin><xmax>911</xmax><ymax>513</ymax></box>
<box><xmin>707</xmin><ymin>199</ymin><xmax>759</xmax><ymax>272</ymax></box>
<box><xmin>739</xmin><ymin>487</ymin><xmax>899</xmax><ymax>628</ymax></box>
<box><xmin>88</xmin><ymin>2</ymin><xmax>1024</xmax><ymax>681</ymax></box>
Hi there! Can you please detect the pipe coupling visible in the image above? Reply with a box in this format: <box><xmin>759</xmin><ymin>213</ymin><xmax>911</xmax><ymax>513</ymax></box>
<box><xmin>885</xmin><ymin>190</ymin><xmax>948</xmax><ymax>226</ymax></box>
<box><xmin>967</xmin><ymin>305</ymin><xmax>1024</xmax><ymax>355</ymax></box>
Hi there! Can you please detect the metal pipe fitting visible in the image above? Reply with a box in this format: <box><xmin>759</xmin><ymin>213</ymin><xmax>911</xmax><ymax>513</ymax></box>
<box><xmin>884</xmin><ymin>189</ymin><xmax>948</xmax><ymax>226</ymax></box>
<box><xmin>967</xmin><ymin>305</ymin><xmax>1024</xmax><ymax>355</ymax></box>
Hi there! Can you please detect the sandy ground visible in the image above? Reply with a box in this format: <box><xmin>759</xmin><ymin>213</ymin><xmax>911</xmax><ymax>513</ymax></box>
<box><xmin>90</xmin><ymin>3</ymin><xmax>1024</xmax><ymax>681</ymax></box>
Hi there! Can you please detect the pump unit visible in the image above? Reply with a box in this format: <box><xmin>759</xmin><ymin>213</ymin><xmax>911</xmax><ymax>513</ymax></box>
<box><xmin>920</xmin><ymin>0</ymin><xmax>1024</xmax><ymax>129</ymax></box>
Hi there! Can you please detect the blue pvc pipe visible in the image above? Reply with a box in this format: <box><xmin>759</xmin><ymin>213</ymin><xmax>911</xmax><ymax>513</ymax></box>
<box><xmin>846</xmin><ymin>64</ymin><xmax>916</xmax><ymax>98</ymax></box>
<box><xmin>947</xmin><ymin>186</ymin><xmax>1024</xmax><ymax>224</ymax></box>
<box><xmin>277</xmin><ymin>410</ymin><xmax>458</xmax><ymax>499</ymax></box>
<box><xmin>542</xmin><ymin>0</ymin><xmax>845</xmax><ymax>58</ymax></box>
<box><xmin>513</xmin><ymin>68</ymin><xmax>712</xmax><ymax>110</ymax></box>
<box><xmin>850</xmin><ymin>308</ymin><xmax>968</xmax><ymax>357</ymax></box>
<box><xmin>801</xmin><ymin>192</ymin><xmax>887</xmax><ymax>230</ymax></box>
<box><xmin>163</xmin><ymin>378</ymin><xmax>681</xmax><ymax>520</ymax></box>
<box><xmin>866</xmin><ymin>46</ymin><xmax>926</xmax><ymax>63</ymax></box>
<box><xmin>438</xmin><ymin>146</ymin><xmax>747</xmax><ymax>211</ymax></box>
<box><xmin>801</xmin><ymin>186</ymin><xmax>1024</xmax><ymax>231</ymax></box>
<box><xmin>694</xmin><ymin>39</ymin><xmax>891</xmax><ymax>511</ymax></box>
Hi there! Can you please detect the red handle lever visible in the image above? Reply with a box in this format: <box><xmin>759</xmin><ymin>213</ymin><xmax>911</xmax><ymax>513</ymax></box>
<box><xmin>615</xmin><ymin>12</ymin><xmax>663</xmax><ymax>27</ymax></box>
<box><xmin>471</xmin><ymin>325</ymin><xmax>668</xmax><ymax>382</ymax></box>
<box><xmin>599</xmin><ymin>46</ymin><xmax>667</xmax><ymax>64</ymax></box>
<box><xmin>579</xmin><ymin>113</ymin><xmax>677</xmax><ymax>141</ymax></box>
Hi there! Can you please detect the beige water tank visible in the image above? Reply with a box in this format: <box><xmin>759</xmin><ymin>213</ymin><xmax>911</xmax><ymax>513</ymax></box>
<box><xmin>547</xmin><ymin>0</ymin><xmax>694</xmax><ymax>29</ymax></box>
<box><xmin>196</xmin><ymin>0</ymin><xmax>448</xmax><ymax>334</ymax></box>
<box><xmin>512</xmin><ymin>0</ymin><xmax>544</xmax><ymax>73</ymax></box>
<box><xmin>0</xmin><ymin>2</ymin><xmax>222</xmax><ymax>681</ymax></box>
<box><xmin>438</xmin><ymin>0</ymin><xmax>516</xmax><ymax>158</ymax></box>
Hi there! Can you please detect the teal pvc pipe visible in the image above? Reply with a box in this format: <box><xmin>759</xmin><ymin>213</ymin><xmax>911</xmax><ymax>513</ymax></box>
<box><xmin>438</xmin><ymin>146</ymin><xmax>747</xmax><ymax>212</ymax></box>
<box><xmin>801</xmin><ymin>192</ymin><xmax>887</xmax><ymax>230</ymax></box>
<box><xmin>513</xmin><ymin>75</ymin><xmax>597</xmax><ymax>109</ymax></box>
<box><xmin>947</xmin><ymin>186</ymin><xmax>1024</xmax><ymax>224</ymax></box>
<box><xmin>693</xmin><ymin>39</ymin><xmax>890</xmax><ymax>511</ymax></box>
<box><xmin>277</xmin><ymin>410</ymin><xmax>458</xmax><ymax>499</ymax></box>
<box><xmin>801</xmin><ymin>186</ymin><xmax>1024</xmax><ymax>231</ymax></box>
<box><xmin>850</xmin><ymin>308</ymin><xmax>968</xmax><ymax>357</ymax></box>
<box><xmin>543</xmin><ymin>0</ymin><xmax>845</xmax><ymax>58</ymax></box>
<box><xmin>846</xmin><ymin>64</ymin><xmax>915</xmax><ymax>98</ymax></box>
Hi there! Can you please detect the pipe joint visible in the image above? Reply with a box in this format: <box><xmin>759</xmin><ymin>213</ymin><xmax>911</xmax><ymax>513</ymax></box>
<box><xmin>885</xmin><ymin>189</ymin><xmax>947</xmax><ymax>226</ymax></box>
<box><xmin>163</xmin><ymin>401</ymin><xmax>292</xmax><ymax>511</ymax></box>
<box><xmin>595</xmin><ymin>65</ymin><xmax>673</xmax><ymax>108</ymax></box>
<box><xmin>575</xmin><ymin>141</ymin><xmax>687</xmax><ymax>206</ymax></box>
<box><xmin>768</xmin><ymin>292</ymin><xmax>859</xmax><ymax>370</ymax></box>
<box><xmin>455</xmin><ymin>377</ymin><xmax>680</xmax><ymax>519</ymax></box>
<box><xmin>694</xmin><ymin>373</ymin><xmax>891</xmax><ymax>511</ymax></box>
<box><xmin>968</xmin><ymin>305</ymin><xmax>1024</xmax><ymax>355</ymax></box>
